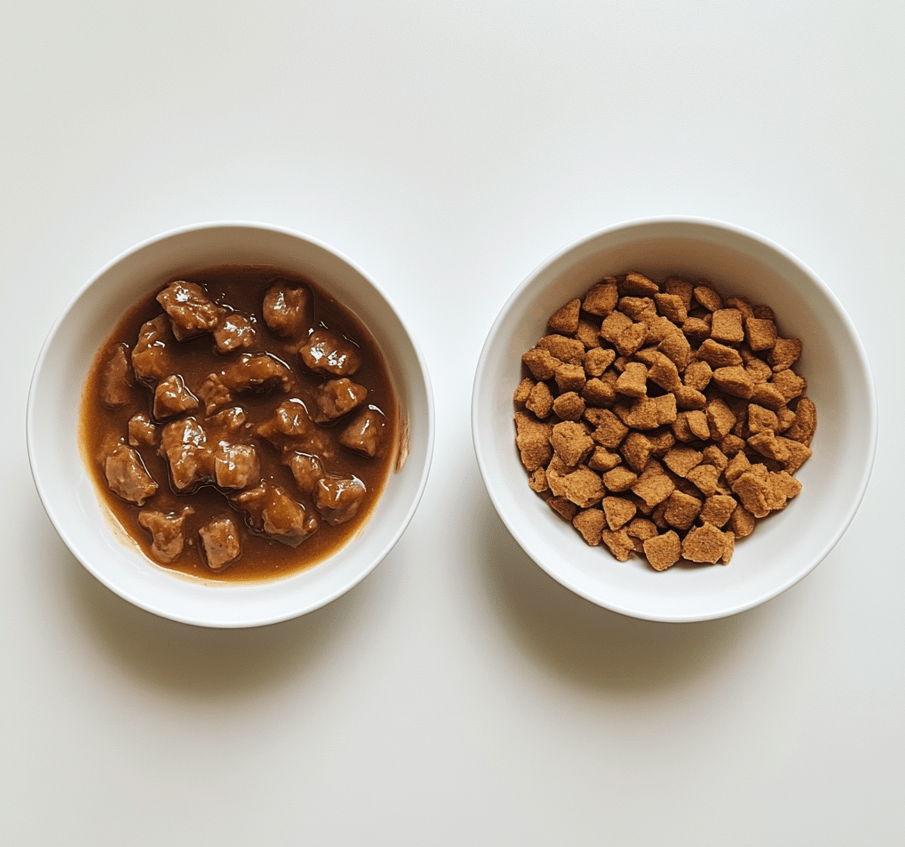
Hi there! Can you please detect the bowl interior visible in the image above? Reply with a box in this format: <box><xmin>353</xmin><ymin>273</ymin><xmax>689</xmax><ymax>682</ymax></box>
<box><xmin>28</xmin><ymin>223</ymin><xmax>434</xmax><ymax>627</ymax></box>
<box><xmin>473</xmin><ymin>219</ymin><xmax>876</xmax><ymax>622</ymax></box>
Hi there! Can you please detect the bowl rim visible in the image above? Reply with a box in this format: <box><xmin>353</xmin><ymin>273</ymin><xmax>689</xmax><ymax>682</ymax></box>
<box><xmin>471</xmin><ymin>214</ymin><xmax>878</xmax><ymax>622</ymax></box>
<box><xmin>26</xmin><ymin>220</ymin><xmax>436</xmax><ymax>627</ymax></box>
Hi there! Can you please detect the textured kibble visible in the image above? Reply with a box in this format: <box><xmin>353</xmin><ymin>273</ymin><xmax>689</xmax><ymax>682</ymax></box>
<box><xmin>515</xmin><ymin>270</ymin><xmax>814</xmax><ymax>571</ymax></box>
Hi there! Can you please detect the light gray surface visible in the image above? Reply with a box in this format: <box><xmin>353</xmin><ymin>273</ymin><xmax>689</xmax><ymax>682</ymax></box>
<box><xmin>4</xmin><ymin>2</ymin><xmax>903</xmax><ymax>844</ymax></box>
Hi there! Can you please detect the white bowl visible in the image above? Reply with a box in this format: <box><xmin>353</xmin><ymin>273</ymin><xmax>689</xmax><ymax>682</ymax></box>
<box><xmin>472</xmin><ymin>217</ymin><xmax>876</xmax><ymax>622</ymax></box>
<box><xmin>28</xmin><ymin>222</ymin><xmax>435</xmax><ymax>628</ymax></box>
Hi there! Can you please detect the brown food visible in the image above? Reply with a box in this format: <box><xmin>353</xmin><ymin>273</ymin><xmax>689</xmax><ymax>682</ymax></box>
<box><xmin>80</xmin><ymin>265</ymin><xmax>398</xmax><ymax>581</ymax></box>
<box><xmin>514</xmin><ymin>271</ymin><xmax>815</xmax><ymax>571</ymax></box>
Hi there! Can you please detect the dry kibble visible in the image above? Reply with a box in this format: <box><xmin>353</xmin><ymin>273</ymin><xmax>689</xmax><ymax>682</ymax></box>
<box><xmin>515</xmin><ymin>270</ymin><xmax>814</xmax><ymax>571</ymax></box>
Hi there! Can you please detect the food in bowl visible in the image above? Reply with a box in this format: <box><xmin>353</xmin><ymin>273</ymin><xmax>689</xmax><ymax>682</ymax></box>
<box><xmin>513</xmin><ymin>270</ymin><xmax>816</xmax><ymax>571</ymax></box>
<box><xmin>80</xmin><ymin>264</ymin><xmax>398</xmax><ymax>581</ymax></box>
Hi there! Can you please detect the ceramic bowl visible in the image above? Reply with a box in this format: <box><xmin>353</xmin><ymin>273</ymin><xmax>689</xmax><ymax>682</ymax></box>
<box><xmin>472</xmin><ymin>217</ymin><xmax>876</xmax><ymax>622</ymax></box>
<box><xmin>28</xmin><ymin>222</ymin><xmax>434</xmax><ymax>627</ymax></box>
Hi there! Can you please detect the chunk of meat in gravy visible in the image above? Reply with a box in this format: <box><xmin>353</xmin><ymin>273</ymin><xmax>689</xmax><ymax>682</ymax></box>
<box><xmin>156</xmin><ymin>280</ymin><xmax>222</xmax><ymax>341</ymax></box>
<box><xmin>104</xmin><ymin>444</ymin><xmax>158</xmax><ymax>505</ymax></box>
<box><xmin>159</xmin><ymin>417</ymin><xmax>213</xmax><ymax>492</ymax></box>
<box><xmin>339</xmin><ymin>408</ymin><xmax>387</xmax><ymax>458</ymax></box>
<box><xmin>312</xmin><ymin>378</ymin><xmax>367</xmax><ymax>423</ymax></box>
<box><xmin>199</xmin><ymin>515</ymin><xmax>242</xmax><ymax>570</ymax></box>
<box><xmin>213</xmin><ymin>312</ymin><xmax>256</xmax><ymax>354</ymax></box>
<box><xmin>128</xmin><ymin>414</ymin><xmax>157</xmax><ymax>447</ymax></box>
<box><xmin>225</xmin><ymin>353</ymin><xmax>293</xmax><ymax>392</ymax></box>
<box><xmin>299</xmin><ymin>329</ymin><xmax>361</xmax><ymax>377</ymax></box>
<box><xmin>100</xmin><ymin>344</ymin><xmax>133</xmax><ymax>408</ymax></box>
<box><xmin>214</xmin><ymin>443</ymin><xmax>260</xmax><ymax>489</ymax></box>
<box><xmin>233</xmin><ymin>481</ymin><xmax>319</xmax><ymax>547</ymax></box>
<box><xmin>263</xmin><ymin>282</ymin><xmax>310</xmax><ymax>337</ymax></box>
<box><xmin>207</xmin><ymin>405</ymin><xmax>248</xmax><ymax>436</ymax></box>
<box><xmin>257</xmin><ymin>400</ymin><xmax>312</xmax><ymax>450</ymax></box>
<box><xmin>153</xmin><ymin>374</ymin><xmax>199</xmax><ymax>420</ymax></box>
<box><xmin>285</xmin><ymin>452</ymin><xmax>326</xmax><ymax>493</ymax></box>
<box><xmin>138</xmin><ymin>508</ymin><xmax>193</xmax><ymax>563</ymax></box>
<box><xmin>314</xmin><ymin>476</ymin><xmax>367</xmax><ymax>525</ymax></box>
<box><xmin>131</xmin><ymin>315</ymin><xmax>172</xmax><ymax>383</ymax></box>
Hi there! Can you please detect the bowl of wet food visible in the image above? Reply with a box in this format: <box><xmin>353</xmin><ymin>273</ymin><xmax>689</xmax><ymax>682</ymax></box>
<box><xmin>28</xmin><ymin>222</ymin><xmax>434</xmax><ymax>627</ymax></box>
<box><xmin>472</xmin><ymin>217</ymin><xmax>876</xmax><ymax>622</ymax></box>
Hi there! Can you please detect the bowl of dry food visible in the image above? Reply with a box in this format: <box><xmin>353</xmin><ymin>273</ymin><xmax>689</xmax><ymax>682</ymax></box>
<box><xmin>28</xmin><ymin>222</ymin><xmax>434</xmax><ymax>627</ymax></box>
<box><xmin>472</xmin><ymin>217</ymin><xmax>876</xmax><ymax>622</ymax></box>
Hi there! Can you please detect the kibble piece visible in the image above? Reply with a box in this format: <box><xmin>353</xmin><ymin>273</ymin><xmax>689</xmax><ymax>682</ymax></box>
<box><xmin>555</xmin><ymin>363</ymin><xmax>586</xmax><ymax>393</ymax></box>
<box><xmin>646</xmin><ymin>429</ymin><xmax>676</xmax><ymax>456</ymax></box>
<box><xmin>588</xmin><ymin>408</ymin><xmax>629</xmax><ymax>449</ymax></box>
<box><xmin>582</xmin><ymin>377</ymin><xmax>617</xmax><ymax>407</ymax></box>
<box><xmin>725</xmin><ymin>297</ymin><xmax>754</xmax><ymax>319</ymax></box>
<box><xmin>528</xmin><ymin>468</ymin><xmax>548</xmax><ymax>492</ymax></box>
<box><xmin>614</xmin><ymin>322</ymin><xmax>648</xmax><ymax>357</ymax></box>
<box><xmin>600</xmin><ymin>311</ymin><xmax>633</xmax><ymax>344</ymax></box>
<box><xmin>745</xmin><ymin>317</ymin><xmax>778</xmax><ymax>351</ymax></box>
<box><xmin>768</xmin><ymin>337</ymin><xmax>803</xmax><ymax>372</ymax></box>
<box><xmin>712</xmin><ymin>366</ymin><xmax>755</xmax><ymax>399</ymax></box>
<box><xmin>682</xmin><ymin>316</ymin><xmax>711</xmax><ymax>340</ymax></box>
<box><xmin>584</xmin><ymin>347</ymin><xmax>616</xmax><ymax>377</ymax></box>
<box><xmin>786</xmin><ymin>397</ymin><xmax>817</xmax><ymax>446</ymax></box>
<box><xmin>682</xmin><ymin>522</ymin><xmax>726</xmax><ymax>563</ymax></box>
<box><xmin>552</xmin><ymin>391</ymin><xmax>585</xmax><ymax>421</ymax></box>
<box><xmin>701</xmin><ymin>444</ymin><xmax>729</xmax><ymax>472</ymax></box>
<box><xmin>513</xmin><ymin>377</ymin><xmax>534</xmax><ymax>408</ymax></box>
<box><xmin>683</xmin><ymin>359</ymin><xmax>713</xmax><ymax>391</ymax></box>
<box><xmin>710</xmin><ymin>309</ymin><xmax>745</xmax><ymax>344</ymax></box>
<box><xmin>723</xmin><ymin>451</ymin><xmax>752</xmax><ymax>484</ymax></box>
<box><xmin>673</xmin><ymin>386</ymin><xmax>707</xmax><ymax>410</ymax></box>
<box><xmin>576</xmin><ymin>318</ymin><xmax>602</xmax><ymax>349</ymax></box>
<box><xmin>671</xmin><ymin>412</ymin><xmax>695</xmax><ymax>443</ymax></box>
<box><xmin>664</xmin><ymin>277</ymin><xmax>694</xmax><ymax>309</ymax></box>
<box><xmin>603</xmin><ymin>466</ymin><xmax>639</xmax><ymax>492</ymax></box>
<box><xmin>663</xmin><ymin>446</ymin><xmax>703</xmax><ymax>478</ymax></box>
<box><xmin>615</xmin><ymin>394</ymin><xmax>678</xmax><ymax>430</ymax></box>
<box><xmin>686</xmin><ymin>463</ymin><xmax>720</xmax><ymax>496</ymax></box>
<box><xmin>548</xmin><ymin>298</ymin><xmax>581</xmax><ymax>334</ymax></box>
<box><xmin>619</xmin><ymin>296</ymin><xmax>656</xmax><ymax>321</ymax></box>
<box><xmin>548</xmin><ymin>496</ymin><xmax>579</xmax><ymax>522</ymax></box>
<box><xmin>776</xmin><ymin>407</ymin><xmax>796</xmax><ymax>432</ymax></box>
<box><xmin>696</xmin><ymin>338</ymin><xmax>743</xmax><ymax>368</ymax></box>
<box><xmin>720</xmin><ymin>530</ymin><xmax>735</xmax><ymax>564</ymax></box>
<box><xmin>626</xmin><ymin>517</ymin><xmax>658</xmax><ymax>541</ymax></box>
<box><xmin>620</xmin><ymin>431</ymin><xmax>654</xmax><ymax>473</ymax></box>
<box><xmin>631</xmin><ymin>461</ymin><xmax>676</xmax><ymax>507</ymax></box>
<box><xmin>751</xmin><ymin>383</ymin><xmax>787</xmax><ymax>410</ymax></box>
<box><xmin>522</xmin><ymin>347</ymin><xmax>561</xmax><ymax>380</ymax></box>
<box><xmin>538</xmin><ymin>334</ymin><xmax>585</xmax><ymax>364</ymax></box>
<box><xmin>730</xmin><ymin>471</ymin><xmax>772</xmax><ymax>518</ymax></box>
<box><xmin>602</xmin><ymin>496</ymin><xmax>637</xmax><ymax>531</ymax></box>
<box><xmin>601</xmin><ymin>529</ymin><xmax>634</xmax><ymax>562</ymax></box>
<box><xmin>693</xmin><ymin>284</ymin><xmax>723</xmax><ymax>312</ymax></box>
<box><xmin>616</xmin><ymin>362</ymin><xmax>649</xmax><ymax>398</ymax></box>
<box><xmin>654</xmin><ymin>293</ymin><xmax>688</xmax><ymax>324</ymax></box>
<box><xmin>514</xmin><ymin>412</ymin><xmax>553</xmax><ymax>472</ymax></box>
<box><xmin>699</xmin><ymin>494</ymin><xmax>738</xmax><ymax>527</ymax></box>
<box><xmin>564</xmin><ymin>466</ymin><xmax>606</xmax><ymax>508</ymax></box>
<box><xmin>686</xmin><ymin>409</ymin><xmax>711</xmax><ymax>440</ymax></box>
<box><xmin>657</xmin><ymin>332</ymin><xmax>692</xmax><ymax>370</ymax></box>
<box><xmin>664</xmin><ymin>490</ymin><xmax>703</xmax><ymax>530</ymax></box>
<box><xmin>748</xmin><ymin>404</ymin><xmax>779</xmax><ymax>434</ymax></box>
<box><xmin>643</xmin><ymin>531</ymin><xmax>682</xmax><ymax>571</ymax></box>
<box><xmin>545</xmin><ymin>456</ymin><xmax>570</xmax><ymax>497</ymax></box>
<box><xmin>745</xmin><ymin>357</ymin><xmax>773</xmax><ymax>384</ymax></box>
<box><xmin>621</xmin><ymin>272</ymin><xmax>660</xmax><ymax>296</ymax></box>
<box><xmin>729</xmin><ymin>503</ymin><xmax>756</xmax><ymax>538</ymax></box>
<box><xmin>573</xmin><ymin>508</ymin><xmax>606</xmax><ymax>546</ymax></box>
<box><xmin>588</xmin><ymin>447</ymin><xmax>622</xmax><ymax>472</ymax></box>
<box><xmin>551</xmin><ymin>421</ymin><xmax>594</xmax><ymax>467</ymax></box>
<box><xmin>646</xmin><ymin>353</ymin><xmax>682</xmax><ymax>392</ymax></box>
<box><xmin>748</xmin><ymin>430</ymin><xmax>790</xmax><ymax>464</ymax></box>
<box><xmin>525</xmin><ymin>382</ymin><xmax>554</xmax><ymax>418</ymax></box>
<box><xmin>776</xmin><ymin>437</ymin><xmax>812</xmax><ymax>473</ymax></box>
<box><xmin>771</xmin><ymin>369</ymin><xmax>806</xmax><ymax>402</ymax></box>
<box><xmin>705</xmin><ymin>399</ymin><xmax>736</xmax><ymax>440</ymax></box>
<box><xmin>583</xmin><ymin>279</ymin><xmax>619</xmax><ymax>316</ymax></box>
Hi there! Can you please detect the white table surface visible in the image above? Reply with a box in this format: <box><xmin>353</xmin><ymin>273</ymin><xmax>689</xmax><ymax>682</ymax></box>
<box><xmin>4</xmin><ymin>2</ymin><xmax>903</xmax><ymax>844</ymax></box>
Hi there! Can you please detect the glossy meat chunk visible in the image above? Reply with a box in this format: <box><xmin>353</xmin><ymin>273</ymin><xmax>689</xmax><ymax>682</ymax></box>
<box><xmin>158</xmin><ymin>417</ymin><xmax>213</xmax><ymax>492</ymax></box>
<box><xmin>127</xmin><ymin>414</ymin><xmax>156</xmax><ymax>447</ymax></box>
<box><xmin>138</xmin><ymin>508</ymin><xmax>193</xmax><ymax>562</ymax></box>
<box><xmin>156</xmin><ymin>280</ymin><xmax>222</xmax><ymax>341</ymax></box>
<box><xmin>131</xmin><ymin>315</ymin><xmax>172</xmax><ymax>382</ymax></box>
<box><xmin>314</xmin><ymin>476</ymin><xmax>367</xmax><ymax>525</ymax></box>
<box><xmin>312</xmin><ymin>378</ymin><xmax>367</xmax><ymax>423</ymax></box>
<box><xmin>263</xmin><ymin>282</ymin><xmax>310</xmax><ymax>337</ymax></box>
<box><xmin>299</xmin><ymin>329</ymin><xmax>361</xmax><ymax>377</ymax></box>
<box><xmin>153</xmin><ymin>374</ymin><xmax>199</xmax><ymax>419</ymax></box>
<box><xmin>233</xmin><ymin>481</ymin><xmax>319</xmax><ymax>547</ymax></box>
<box><xmin>100</xmin><ymin>344</ymin><xmax>133</xmax><ymax>408</ymax></box>
<box><xmin>285</xmin><ymin>452</ymin><xmax>326</xmax><ymax>493</ymax></box>
<box><xmin>213</xmin><ymin>312</ymin><xmax>256</xmax><ymax>353</ymax></box>
<box><xmin>339</xmin><ymin>408</ymin><xmax>387</xmax><ymax>458</ymax></box>
<box><xmin>214</xmin><ymin>443</ymin><xmax>260</xmax><ymax>489</ymax></box>
<box><xmin>104</xmin><ymin>444</ymin><xmax>158</xmax><ymax>505</ymax></box>
<box><xmin>199</xmin><ymin>515</ymin><xmax>242</xmax><ymax>570</ymax></box>
<box><xmin>257</xmin><ymin>400</ymin><xmax>312</xmax><ymax>450</ymax></box>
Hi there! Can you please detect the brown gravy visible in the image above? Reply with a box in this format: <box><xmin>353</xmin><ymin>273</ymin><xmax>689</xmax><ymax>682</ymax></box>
<box><xmin>79</xmin><ymin>264</ymin><xmax>399</xmax><ymax>582</ymax></box>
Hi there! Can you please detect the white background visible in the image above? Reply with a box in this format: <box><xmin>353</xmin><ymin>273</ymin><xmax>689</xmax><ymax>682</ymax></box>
<box><xmin>3</xmin><ymin>2</ymin><xmax>903</xmax><ymax>844</ymax></box>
